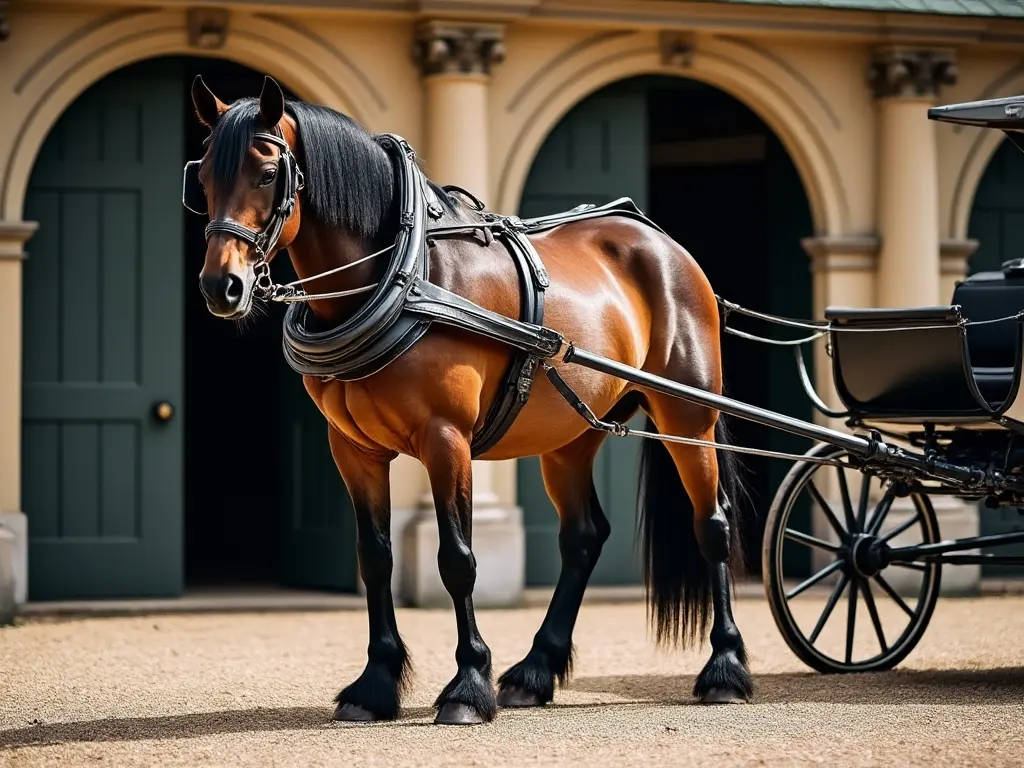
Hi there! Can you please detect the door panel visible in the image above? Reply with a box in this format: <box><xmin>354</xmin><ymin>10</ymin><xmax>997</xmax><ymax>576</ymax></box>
<box><xmin>517</xmin><ymin>84</ymin><xmax>647</xmax><ymax>586</ymax></box>
<box><xmin>22</xmin><ymin>61</ymin><xmax>184</xmax><ymax>599</ymax></box>
<box><xmin>967</xmin><ymin>138</ymin><xmax>1024</xmax><ymax>575</ymax></box>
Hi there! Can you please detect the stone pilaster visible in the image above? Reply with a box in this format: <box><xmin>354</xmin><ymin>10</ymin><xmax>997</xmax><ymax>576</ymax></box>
<box><xmin>869</xmin><ymin>46</ymin><xmax>957</xmax><ymax>309</ymax></box>
<box><xmin>0</xmin><ymin>220</ymin><xmax>39</xmax><ymax>606</ymax></box>
<box><xmin>401</xmin><ymin>21</ymin><xmax>525</xmax><ymax>609</ymax></box>
<box><xmin>412</xmin><ymin>20</ymin><xmax>505</xmax><ymax>200</ymax></box>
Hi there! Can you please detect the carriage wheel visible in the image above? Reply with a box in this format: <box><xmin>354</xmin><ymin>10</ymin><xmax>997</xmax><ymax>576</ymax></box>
<box><xmin>762</xmin><ymin>442</ymin><xmax>942</xmax><ymax>674</ymax></box>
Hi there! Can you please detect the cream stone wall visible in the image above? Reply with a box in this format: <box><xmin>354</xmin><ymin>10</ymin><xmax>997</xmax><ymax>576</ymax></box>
<box><xmin>3</xmin><ymin>0</ymin><xmax>1024</xmax><ymax>602</ymax></box>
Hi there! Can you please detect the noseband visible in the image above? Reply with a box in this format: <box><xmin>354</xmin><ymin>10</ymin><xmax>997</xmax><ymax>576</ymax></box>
<box><xmin>182</xmin><ymin>126</ymin><xmax>305</xmax><ymax>298</ymax></box>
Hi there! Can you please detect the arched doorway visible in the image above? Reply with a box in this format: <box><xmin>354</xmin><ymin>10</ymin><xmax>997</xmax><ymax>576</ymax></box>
<box><xmin>966</xmin><ymin>137</ymin><xmax>1024</xmax><ymax>577</ymax></box>
<box><xmin>515</xmin><ymin>75</ymin><xmax>815</xmax><ymax>586</ymax></box>
<box><xmin>21</xmin><ymin>56</ymin><xmax>355</xmax><ymax>600</ymax></box>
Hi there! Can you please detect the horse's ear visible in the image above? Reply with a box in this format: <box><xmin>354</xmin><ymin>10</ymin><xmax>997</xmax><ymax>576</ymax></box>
<box><xmin>259</xmin><ymin>76</ymin><xmax>285</xmax><ymax>129</ymax></box>
<box><xmin>191</xmin><ymin>75</ymin><xmax>227</xmax><ymax>128</ymax></box>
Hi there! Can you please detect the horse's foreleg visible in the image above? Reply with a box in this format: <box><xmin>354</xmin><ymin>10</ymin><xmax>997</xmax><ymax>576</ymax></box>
<box><xmin>497</xmin><ymin>429</ymin><xmax>610</xmax><ymax>708</ymax></box>
<box><xmin>422</xmin><ymin>422</ymin><xmax>497</xmax><ymax>725</ymax></box>
<box><xmin>327</xmin><ymin>426</ymin><xmax>411</xmax><ymax>722</ymax></box>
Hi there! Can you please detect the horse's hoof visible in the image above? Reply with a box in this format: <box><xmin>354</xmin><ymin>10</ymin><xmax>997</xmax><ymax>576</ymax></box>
<box><xmin>334</xmin><ymin>703</ymin><xmax>379</xmax><ymax>722</ymax></box>
<box><xmin>497</xmin><ymin>687</ymin><xmax>543</xmax><ymax>708</ymax></box>
<box><xmin>435</xmin><ymin>703</ymin><xmax>486</xmax><ymax>725</ymax></box>
<box><xmin>699</xmin><ymin>688</ymin><xmax>748</xmax><ymax>705</ymax></box>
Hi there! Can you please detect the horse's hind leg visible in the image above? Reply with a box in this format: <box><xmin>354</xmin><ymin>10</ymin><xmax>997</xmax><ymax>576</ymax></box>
<box><xmin>640</xmin><ymin>397</ymin><xmax>753</xmax><ymax>703</ymax></box>
<box><xmin>496</xmin><ymin>407</ymin><xmax>624</xmax><ymax>707</ymax></box>
<box><xmin>422</xmin><ymin>421</ymin><xmax>498</xmax><ymax>725</ymax></box>
<box><xmin>327</xmin><ymin>426</ymin><xmax>412</xmax><ymax>722</ymax></box>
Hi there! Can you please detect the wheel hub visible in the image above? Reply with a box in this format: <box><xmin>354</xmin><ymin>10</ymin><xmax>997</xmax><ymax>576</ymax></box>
<box><xmin>849</xmin><ymin>534</ymin><xmax>887</xmax><ymax>577</ymax></box>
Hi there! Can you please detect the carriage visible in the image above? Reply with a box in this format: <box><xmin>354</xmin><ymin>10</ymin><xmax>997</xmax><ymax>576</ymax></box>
<box><xmin>186</xmin><ymin>80</ymin><xmax>1024</xmax><ymax>722</ymax></box>
<box><xmin>756</xmin><ymin>95</ymin><xmax>1024</xmax><ymax>675</ymax></box>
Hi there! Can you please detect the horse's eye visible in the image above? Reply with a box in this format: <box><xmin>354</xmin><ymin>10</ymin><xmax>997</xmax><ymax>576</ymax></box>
<box><xmin>259</xmin><ymin>168</ymin><xmax>277</xmax><ymax>187</ymax></box>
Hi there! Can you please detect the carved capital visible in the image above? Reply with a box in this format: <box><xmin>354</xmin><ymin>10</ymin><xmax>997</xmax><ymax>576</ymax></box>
<box><xmin>413</xmin><ymin>20</ymin><xmax>506</xmax><ymax>77</ymax></box>
<box><xmin>0</xmin><ymin>2</ymin><xmax>10</xmax><ymax>42</ymax></box>
<box><xmin>868</xmin><ymin>46</ymin><xmax>958</xmax><ymax>100</ymax></box>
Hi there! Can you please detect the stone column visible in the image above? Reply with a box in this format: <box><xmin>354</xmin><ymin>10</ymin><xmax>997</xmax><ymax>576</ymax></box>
<box><xmin>869</xmin><ymin>46</ymin><xmax>957</xmax><ymax>308</ymax></box>
<box><xmin>0</xmin><ymin>221</ymin><xmax>39</xmax><ymax>607</ymax></box>
<box><xmin>400</xmin><ymin>20</ymin><xmax>525</xmax><ymax>609</ymax></box>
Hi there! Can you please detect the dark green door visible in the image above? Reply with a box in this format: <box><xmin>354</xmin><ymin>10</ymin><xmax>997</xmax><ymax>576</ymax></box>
<box><xmin>517</xmin><ymin>82</ymin><xmax>648</xmax><ymax>586</ymax></box>
<box><xmin>967</xmin><ymin>138</ymin><xmax>1024</xmax><ymax>576</ymax></box>
<box><xmin>22</xmin><ymin>62</ymin><xmax>185</xmax><ymax>599</ymax></box>
<box><xmin>274</xmin><ymin>259</ymin><xmax>358</xmax><ymax>591</ymax></box>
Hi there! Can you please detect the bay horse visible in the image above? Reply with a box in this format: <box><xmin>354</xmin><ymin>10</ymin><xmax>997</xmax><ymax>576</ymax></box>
<box><xmin>188</xmin><ymin>74</ymin><xmax>755</xmax><ymax>725</ymax></box>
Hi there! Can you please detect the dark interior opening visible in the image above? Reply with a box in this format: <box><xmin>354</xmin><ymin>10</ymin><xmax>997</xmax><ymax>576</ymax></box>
<box><xmin>643</xmin><ymin>77</ymin><xmax>815</xmax><ymax>575</ymax></box>
<box><xmin>180</xmin><ymin>58</ymin><xmax>299</xmax><ymax>587</ymax></box>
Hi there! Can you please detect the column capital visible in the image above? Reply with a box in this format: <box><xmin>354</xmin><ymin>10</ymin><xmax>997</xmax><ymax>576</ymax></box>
<box><xmin>413</xmin><ymin>20</ymin><xmax>506</xmax><ymax>78</ymax></box>
<box><xmin>801</xmin><ymin>235</ymin><xmax>880</xmax><ymax>273</ymax></box>
<box><xmin>0</xmin><ymin>221</ymin><xmax>39</xmax><ymax>260</ymax></box>
<box><xmin>867</xmin><ymin>46</ymin><xmax>958</xmax><ymax>100</ymax></box>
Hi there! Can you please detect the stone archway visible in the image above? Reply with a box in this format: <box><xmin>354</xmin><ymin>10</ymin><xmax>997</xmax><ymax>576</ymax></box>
<box><xmin>493</xmin><ymin>32</ymin><xmax>847</xmax><ymax>237</ymax></box>
<box><xmin>1</xmin><ymin>9</ymin><xmax>384</xmax><ymax>220</ymax></box>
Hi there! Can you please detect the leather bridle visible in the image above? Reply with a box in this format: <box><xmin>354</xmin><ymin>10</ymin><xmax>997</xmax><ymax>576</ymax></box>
<box><xmin>183</xmin><ymin>126</ymin><xmax>305</xmax><ymax>300</ymax></box>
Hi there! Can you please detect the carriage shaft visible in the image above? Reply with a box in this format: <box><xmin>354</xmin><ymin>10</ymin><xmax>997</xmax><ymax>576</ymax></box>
<box><xmin>561</xmin><ymin>345</ymin><xmax>873</xmax><ymax>454</ymax></box>
<box><xmin>887</xmin><ymin>529</ymin><xmax>1024</xmax><ymax>561</ymax></box>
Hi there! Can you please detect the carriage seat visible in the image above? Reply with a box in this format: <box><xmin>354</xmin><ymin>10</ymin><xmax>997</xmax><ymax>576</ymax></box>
<box><xmin>952</xmin><ymin>265</ymin><xmax>1024</xmax><ymax>406</ymax></box>
<box><xmin>823</xmin><ymin>304</ymin><xmax>1012</xmax><ymax>423</ymax></box>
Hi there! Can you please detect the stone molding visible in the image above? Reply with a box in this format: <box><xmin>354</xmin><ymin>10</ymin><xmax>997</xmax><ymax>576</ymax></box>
<box><xmin>0</xmin><ymin>220</ymin><xmax>39</xmax><ymax>260</ymax></box>
<box><xmin>413</xmin><ymin>20</ymin><xmax>506</xmax><ymax>78</ymax></box>
<box><xmin>940</xmin><ymin>238</ymin><xmax>979</xmax><ymax>277</ymax></box>
<box><xmin>801</xmin><ymin>235</ymin><xmax>880</xmax><ymax>273</ymax></box>
<box><xmin>867</xmin><ymin>46</ymin><xmax>958</xmax><ymax>100</ymax></box>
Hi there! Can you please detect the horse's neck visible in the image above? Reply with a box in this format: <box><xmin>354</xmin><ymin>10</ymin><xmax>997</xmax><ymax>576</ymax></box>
<box><xmin>286</xmin><ymin>222</ymin><xmax>383</xmax><ymax>325</ymax></box>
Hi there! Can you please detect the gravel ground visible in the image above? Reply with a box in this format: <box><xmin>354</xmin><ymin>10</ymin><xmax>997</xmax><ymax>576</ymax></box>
<box><xmin>2</xmin><ymin>595</ymin><xmax>1023</xmax><ymax>767</ymax></box>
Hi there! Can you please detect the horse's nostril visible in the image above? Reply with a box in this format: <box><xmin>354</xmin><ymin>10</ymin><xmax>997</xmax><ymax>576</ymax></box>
<box><xmin>222</xmin><ymin>274</ymin><xmax>244</xmax><ymax>305</ymax></box>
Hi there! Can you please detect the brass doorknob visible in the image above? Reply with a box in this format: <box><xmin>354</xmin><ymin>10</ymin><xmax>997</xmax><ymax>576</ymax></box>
<box><xmin>152</xmin><ymin>401</ymin><xmax>175</xmax><ymax>422</ymax></box>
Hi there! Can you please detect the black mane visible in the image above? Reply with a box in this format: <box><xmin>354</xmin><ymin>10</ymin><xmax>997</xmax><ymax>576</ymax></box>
<box><xmin>207</xmin><ymin>96</ymin><xmax>460</xmax><ymax>240</ymax></box>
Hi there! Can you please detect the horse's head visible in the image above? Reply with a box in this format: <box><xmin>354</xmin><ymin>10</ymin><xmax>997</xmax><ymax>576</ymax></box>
<box><xmin>187</xmin><ymin>75</ymin><xmax>303</xmax><ymax>319</ymax></box>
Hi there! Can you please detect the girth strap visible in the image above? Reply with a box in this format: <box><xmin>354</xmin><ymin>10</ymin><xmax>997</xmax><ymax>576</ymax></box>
<box><xmin>468</xmin><ymin>228</ymin><xmax>549</xmax><ymax>457</ymax></box>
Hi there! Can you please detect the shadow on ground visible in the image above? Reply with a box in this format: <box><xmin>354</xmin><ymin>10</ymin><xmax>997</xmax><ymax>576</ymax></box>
<box><xmin>568</xmin><ymin>667</ymin><xmax>1024</xmax><ymax>707</ymax></box>
<box><xmin>3</xmin><ymin>668</ymin><xmax>1022</xmax><ymax>749</ymax></box>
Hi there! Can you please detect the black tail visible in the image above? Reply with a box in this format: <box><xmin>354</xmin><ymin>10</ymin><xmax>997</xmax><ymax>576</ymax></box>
<box><xmin>636</xmin><ymin>413</ymin><xmax>751</xmax><ymax>649</ymax></box>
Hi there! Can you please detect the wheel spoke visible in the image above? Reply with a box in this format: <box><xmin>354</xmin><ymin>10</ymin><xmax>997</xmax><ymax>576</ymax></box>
<box><xmin>784</xmin><ymin>528</ymin><xmax>840</xmax><ymax>553</ymax></box>
<box><xmin>873</xmin><ymin>572</ymin><xmax>915</xmax><ymax>619</ymax></box>
<box><xmin>881</xmin><ymin>513</ymin><xmax>920</xmax><ymax>543</ymax></box>
<box><xmin>845</xmin><ymin>578</ymin><xmax>859</xmax><ymax>664</ymax></box>
<box><xmin>860</xmin><ymin>578</ymin><xmax>888</xmax><ymax>653</ymax></box>
<box><xmin>865</xmin><ymin>490</ymin><xmax>895</xmax><ymax>537</ymax></box>
<box><xmin>809</xmin><ymin>572</ymin><xmax>849</xmax><ymax>644</ymax></box>
<box><xmin>856</xmin><ymin>471</ymin><xmax>872</xmax><ymax>530</ymax></box>
<box><xmin>836</xmin><ymin>466</ymin><xmax>858</xmax><ymax>533</ymax></box>
<box><xmin>786</xmin><ymin>559</ymin><xmax>843</xmax><ymax>600</ymax></box>
<box><xmin>891</xmin><ymin>561</ymin><xmax>927</xmax><ymax>572</ymax></box>
<box><xmin>807</xmin><ymin>480</ymin><xmax>847</xmax><ymax>540</ymax></box>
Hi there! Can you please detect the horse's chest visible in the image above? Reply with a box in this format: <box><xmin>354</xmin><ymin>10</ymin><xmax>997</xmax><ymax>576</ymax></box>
<box><xmin>304</xmin><ymin>376</ymin><xmax>406</xmax><ymax>453</ymax></box>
